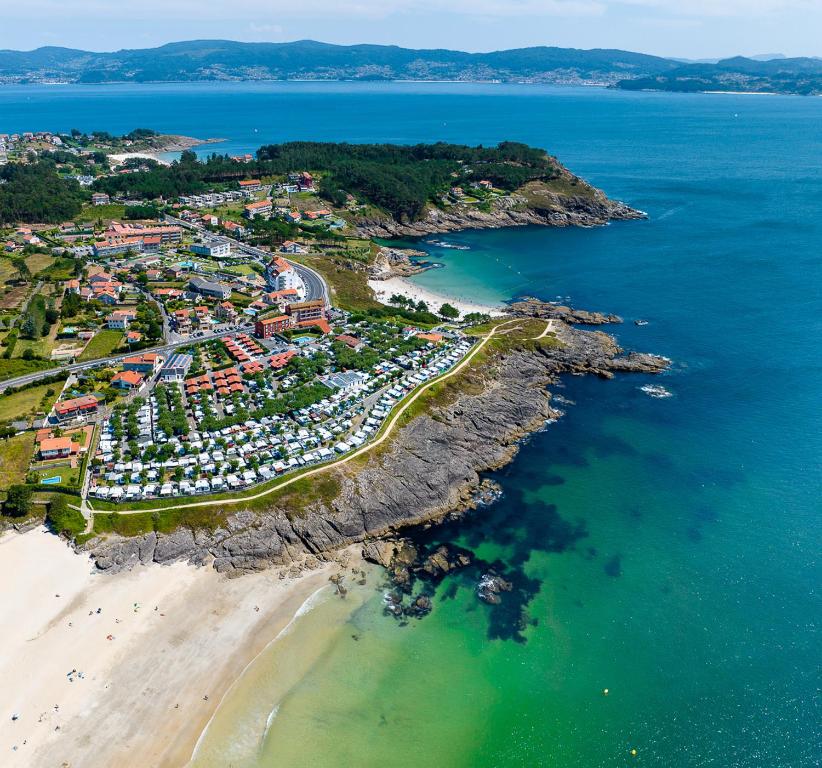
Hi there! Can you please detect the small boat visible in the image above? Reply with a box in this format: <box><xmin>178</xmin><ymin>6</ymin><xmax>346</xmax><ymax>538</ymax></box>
<box><xmin>634</xmin><ymin>319</ymin><xmax>649</xmax><ymax>326</ymax></box>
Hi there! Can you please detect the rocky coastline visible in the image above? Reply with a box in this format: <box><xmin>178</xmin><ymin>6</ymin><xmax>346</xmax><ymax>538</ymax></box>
<box><xmin>85</xmin><ymin>317</ymin><xmax>669</xmax><ymax>575</ymax></box>
<box><xmin>369</xmin><ymin>246</ymin><xmax>432</xmax><ymax>279</ymax></box>
<box><xmin>355</xmin><ymin>185</ymin><xmax>644</xmax><ymax>239</ymax></box>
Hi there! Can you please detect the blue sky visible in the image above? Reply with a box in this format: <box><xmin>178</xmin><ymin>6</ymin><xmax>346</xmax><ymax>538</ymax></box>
<box><xmin>1</xmin><ymin>0</ymin><xmax>819</xmax><ymax>59</ymax></box>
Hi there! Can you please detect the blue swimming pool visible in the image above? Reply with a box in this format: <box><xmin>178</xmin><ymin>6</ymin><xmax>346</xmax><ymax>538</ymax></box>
<box><xmin>40</xmin><ymin>476</ymin><xmax>61</xmax><ymax>485</ymax></box>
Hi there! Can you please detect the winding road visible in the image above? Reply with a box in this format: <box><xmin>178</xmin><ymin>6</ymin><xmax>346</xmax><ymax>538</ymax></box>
<box><xmin>77</xmin><ymin>319</ymin><xmax>521</xmax><ymax>522</ymax></box>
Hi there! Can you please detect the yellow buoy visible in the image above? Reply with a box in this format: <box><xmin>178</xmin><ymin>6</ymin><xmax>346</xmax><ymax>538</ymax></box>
<box><xmin>630</xmin><ymin>748</ymin><xmax>638</xmax><ymax>757</ymax></box>
<box><xmin>603</xmin><ymin>688</ymin><xmax>609</xmax><ymax>696</ymax></box>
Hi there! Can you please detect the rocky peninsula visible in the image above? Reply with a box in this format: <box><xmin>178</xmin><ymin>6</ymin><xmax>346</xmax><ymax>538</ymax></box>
<box><xmin>355</xmin><ymin>177</ymin><xmax>643</xmax><ymax>239</ymax></box>
<box><xmin>86</xmin><ymin>316</ymin><xmax>669</xmax><ymax>574</ymax></box>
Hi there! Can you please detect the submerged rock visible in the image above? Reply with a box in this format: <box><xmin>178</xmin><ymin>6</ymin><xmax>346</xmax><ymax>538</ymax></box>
<box><xmin>477</xmin><ymin>572</ymin><xmax>514</xmax><ymax>605</ymax></box>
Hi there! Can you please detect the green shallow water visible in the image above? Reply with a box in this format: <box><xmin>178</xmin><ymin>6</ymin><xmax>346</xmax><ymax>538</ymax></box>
<box><xmin>5</xmin><ymin>81</ymin><xmax>818</xmax><ymax>766</ymax></box>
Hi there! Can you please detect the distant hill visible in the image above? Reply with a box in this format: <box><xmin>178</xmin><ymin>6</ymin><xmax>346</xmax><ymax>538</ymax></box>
<box><xmin>0</xmin><ymin>40</ymin><xmax>819</xmax><ymax>95</ymax></box>
<box><xmin>616</xmin><ymin>55</ymin><xmax>822</xmax><ymax>95</ymax></box>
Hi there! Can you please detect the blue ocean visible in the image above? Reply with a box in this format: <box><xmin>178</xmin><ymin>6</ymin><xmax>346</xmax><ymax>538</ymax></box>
<box><xmin>3</xmin><ymin>82</ymin><xmax>819</xmax><ymax>766</ymax></box>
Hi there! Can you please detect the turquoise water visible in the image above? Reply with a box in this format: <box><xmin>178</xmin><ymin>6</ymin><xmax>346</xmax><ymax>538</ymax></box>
<box><xmin>4</xmin><ymin>83</ymin><xmax>820</xmax><ymax>766</ymax></box>
<box><xmin>39</xmin><ymin>476</ymin><xmax>61</xmax><ymax>485</ymax></box>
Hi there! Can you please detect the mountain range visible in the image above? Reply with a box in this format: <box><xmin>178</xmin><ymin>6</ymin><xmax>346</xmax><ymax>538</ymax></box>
<box><xmin>0</xmin><ymin>40</ymin><xmax>820</xmax><ymax>95</ymax></box>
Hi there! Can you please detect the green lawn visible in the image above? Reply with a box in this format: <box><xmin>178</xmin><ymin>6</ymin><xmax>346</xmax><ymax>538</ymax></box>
<box><xmin>0</xmin><ymin>432</ymin><xmax>36</xmax><ymax>487</ymax></box>
<box><xmin>0</xmin><ymin>382</ymin><xmax>62</xmax><ymax>422</ymax></box>
<box><xmin>78</xmin><ymin>330</ymin><xmax>124</xmax><ymax>362</ymax></box>
<box><xmin>32</xmin><ymin>464</ymin><xmax>81</xmax><ymax>488</ymax></box>
<box><xmin>24</xmin><ymin>253</ymin><xmax>55</xmax><ymax>276</ymax></box>
<box><xmin>78</xmin><ymin>203</ymin><xmax>126</xmax><ymax>222</ymax></box>
<box><xmin>0</xmin><ymin>358</ymin><xmax>56</xmax><ymax>382</ymax></box>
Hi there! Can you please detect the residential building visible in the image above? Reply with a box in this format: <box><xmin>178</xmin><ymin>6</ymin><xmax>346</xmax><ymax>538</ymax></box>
<box><xmin>91</xmin><ymin>192</ymin><xmax>110</xmax><ymax>206</ymax></box>
<box><xmin>335</xmin><ymin>334</ymin><xmax>363</xmax><ymax>350</ymax></box>
<box><xmin>255</xmin><ymin>315</ymin><xmax>291</xmax><ymax>338</ymax></box>
<box><xmin>54</xmin><ymin>395</ymin><xmax>99</xmax><ymax>422</ymax></box>
<box><xmin>188</xmin><ymin>276</ymin><xmax>232</xmax><ymax>300</ymax></box>
<box><xmin>238</xmin><ymin>179</ymin><xmax>262</xmax><ymax>192</ymax></box>
<box><xmin>107</xmin><ymin>310</ymin><xmax>137</xmax><ymax>329</ymax></box>
<box><xmin>268</xmin><ymin>256</ymin><xmax>301</xmax><ymax>292</ymax></box>
<box><xmin>279</xmin><ymin>240</ymin><xmax>307</xmax><ymax>254</ymax></box>
<box><xmin>122</xmin><ymin>352</ymin><xmax>163</xmax><ymax>374</ymax></box>
<box><xmin>191</xmin><ymin>239</ymin><xmax>231</xmax><ymax>259</ymax></box>
<box><xmin>216</xmin><ymin>301</ymin><xmax>238</xmax><ymax>322</ymax></box>
<box><xmin>173</xmin><ymin>309</ymin><xmax>193</xmax><ymax>333</ymax></box>
<box><xmin>111</xmin><ymin>370</ymin><xmax>145</xmax><ymax>390</ymax></box>
<box><xmin>285</xmin><ymin>299</ymin><xmax>325</xmax><ymax>324</ymax></box>
<box><xmin>38</xmin><ymin>436</ymin><xmax>79</xmax><ymax>460</ymax></box>
<box><xmin>244</xmin><ymin>200</ymin><xmax>272</xmax><ymax>219</ymax></box>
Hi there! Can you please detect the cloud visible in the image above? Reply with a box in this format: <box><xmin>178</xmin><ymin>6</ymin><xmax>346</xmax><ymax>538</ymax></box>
<box><xmin>615</xmin><ymin>0</ymin><xmax>814</xmax><ymax>16</ymax></box>
<box><xmin>14</xmin><ymin>0</ymin><xmax>605</xmax><ymax>22</ymax></box>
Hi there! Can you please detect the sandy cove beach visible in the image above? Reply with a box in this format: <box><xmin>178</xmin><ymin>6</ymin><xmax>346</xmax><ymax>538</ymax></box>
<box><xmin>0</xmin><ymin>527</ymin><xmax>348</xmax><ymax>768</ymax></box>
<box><xmin>368</xmin><ymin>275</ymin><xmax>506</xmax><ymax>318</ymax></box>
<box><xmin>107</xmin><ymin>151</ymin><xmax>171</xmax><ymax>166</ymax></box>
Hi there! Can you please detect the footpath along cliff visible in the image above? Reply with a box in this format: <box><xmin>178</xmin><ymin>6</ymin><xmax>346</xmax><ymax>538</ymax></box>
<box><xmin>86</xmin><ymin>314</ymin><xmax>669</xmax><ymax>574</ymax></box>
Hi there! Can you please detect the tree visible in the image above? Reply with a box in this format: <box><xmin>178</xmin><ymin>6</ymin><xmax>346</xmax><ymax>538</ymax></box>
<box><xmin>21</xmin><ymin>315</ymin><xmax>39</xmax><ymax>340</ymax></box>
<box><xmin>4</xmin><ymin>485</ymin><xmax>33</xmax><ymax>518</ymax></box>
<box><xmin>146</xmin><ymin>320</ymin><xmax>162</xmax><ymax>340</ymax></box>
<box><xmin>439</xmin><ymin>303</ymin><xmax>459</xmax><ymax>319</ymax></box>
<box><xmin>416</xmin><ymin>300</ymin><xmax>428</xmax><ymax>313</ymax></box>
<box><xmin>46</xmin><ymin>494</ymin><xmax>85</xmax><ymax>538</ymax></box>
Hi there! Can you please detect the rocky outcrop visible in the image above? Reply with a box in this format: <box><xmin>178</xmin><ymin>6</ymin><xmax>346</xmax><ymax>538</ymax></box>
<box><xmin>369</xmin><ymin>246</ymin><xmax>431</xmax><ymax>279</ymax></box>
<box><xmin>509</xmin><ymin>297</ymin><xmax>622</xmax><ymax>325</ymax></box>
<box><xmin>85</xmin><ymin>322</ymin><xmax>669</xmax><ymax>575</ymax></box>
<box><xmin>355</xmin><ymin>186</ymin><xmax>644</xmax><ymax>239</ymax></box>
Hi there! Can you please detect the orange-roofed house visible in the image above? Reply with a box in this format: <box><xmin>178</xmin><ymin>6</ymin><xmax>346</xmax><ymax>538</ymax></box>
<box><xmin>295</xmin><ymin>318</ymin><xmax>331</xmax><ymax>335</ymax></box>
<box><xmin>335</xmin><ymin>334</ymin><xmax>363</xmax><ymax>350</ymax></box>
<box><xmin>111</xmin><ymin>370</ymin><xmax>145</xmax><ymax>390</ymax></box>
<box><xmin>244</xmin><ymin>199</ymin><xmax>272</xmax><ymax>219</ymax></box>
<box><xmin>38</xmin><ymin>436</ymin><xmax>80</xmax><ymax>460</ymax></box>
<box><xmin>238</xmin><ymin>179</ymin><xmax>262</xmax><ymax>191</ymax></box>
<box><xmin>123</xmin><ymin>353</ymin><xmax>163</xmax><ymax>374</ymax></box>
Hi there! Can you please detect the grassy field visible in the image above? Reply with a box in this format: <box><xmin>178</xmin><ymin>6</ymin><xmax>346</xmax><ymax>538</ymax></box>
<box><xmin>0</xmin><ymin>257</ymin><xmax>19</xmax><ymax>283</ymax></box>
<box><xmin>78</xmin><ymin>329</ymin><xmax>124</xmax><ymax>362</ymax></box>
<box><xmin>0</xmin><ymin>358</ymin><xmax>56</xmax><ymax>382</ymax></box>
<box><xmin>0</xmin><ymin>381</ymin><xmax>62</xmax><ymax>422</ymax></box>
<box><xmin>292</xmin><ymin>253</ymin><xmax>381</xmax><ymax>312</ymax></box>
<box><xmin>24</xmin><ymin>252</ymin><xmax>55</xmax><ymax>276</ymax></box>
<box><xmin>31</xmin><ymin>464</ymin><xmax>81</xmax><ymax>487</ymax></box>
<box><xmin>78</xmin><ymin>203</ymin><xmax>126</xmax><ymax>222</ymax></box>
<box><xmin>0</xmin><ymin>432</ymin><xmax>36</xmax><ymax>487</ymax></box>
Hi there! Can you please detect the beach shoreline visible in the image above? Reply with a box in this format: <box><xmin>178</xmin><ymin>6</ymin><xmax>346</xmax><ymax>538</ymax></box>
<box><xmin>368</xmin><ymin>275</ymin><xmax>507</xmax><ymax>318</ymax></box>
<box><xmin>0</xmin><ymin>527</ymin><xmax>353</xmax><ymax>768</ymax></box>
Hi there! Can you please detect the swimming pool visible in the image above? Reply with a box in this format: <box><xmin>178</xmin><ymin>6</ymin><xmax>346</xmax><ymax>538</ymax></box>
<box><xmin>40</xmin><ymin>476</ymin><xmax>61</xmax><ymax>485</ymax></box>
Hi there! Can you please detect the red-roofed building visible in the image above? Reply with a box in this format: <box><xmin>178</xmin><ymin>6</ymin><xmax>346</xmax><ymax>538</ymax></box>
<box><xmin>335</xmin><ymin>334</ymin><xmax>363</xmax><ymax>350</ymax></box>
<box><xmin>255</xmin><ymin>315</ymin><xmax>291</xmax><ymax>339</ymax></box>
<box><xmin>123</xmin><ymin>352</ymin><xmax>163</xmax><ymax>374</ymax></box>
<box><xmin>38</xmin><ymin>436</ymin><xmax>80</xmax><ymax>460</ymax></box>
<box><xmin>54</xmin><ymin>395</ymin><xmax>99</xmax><ymax>422</ymax></box>
<box><xmin>111</xmin><ymin>370</ymin><xmax>145</xmax><ymax>390</ymax></box>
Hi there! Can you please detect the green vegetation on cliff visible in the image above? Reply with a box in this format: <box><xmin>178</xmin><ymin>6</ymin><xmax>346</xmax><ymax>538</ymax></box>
<box><xmin>92</xmin><ymin>142</ymin><xmax>560</xmax><ymax>221</ymax></box>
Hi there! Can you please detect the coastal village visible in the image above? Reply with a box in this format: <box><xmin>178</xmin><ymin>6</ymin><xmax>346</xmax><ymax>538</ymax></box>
<box><xmin>0</xmin><ymin>130</ymin><xmax>497</xmax><ymax>524</ymax></box>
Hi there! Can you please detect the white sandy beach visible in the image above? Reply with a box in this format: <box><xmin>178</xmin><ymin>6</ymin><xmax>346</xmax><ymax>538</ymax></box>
<box><xmin>369</xmin><ymin>275</ymin><xmax>506</xmax><ymax>318</ymax></box>
<box><xmin>0</xmin><ymin>527</ymin><xmax>348</xmax><ymax>768</ymax></box>
<box><xmin>108</xmin><ymin>151</ymin><xmax>171</xmax><ymax>166</ymax></box>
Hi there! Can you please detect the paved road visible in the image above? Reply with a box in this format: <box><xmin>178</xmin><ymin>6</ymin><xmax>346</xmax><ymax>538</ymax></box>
<box><xmin>80</xmin><ymin>321</ymin><xmax>517</xmax><ymax>517</ymax></box>
<box><xmin>0</xmin><ymin>325</ymin><xmax>254</xmax><ymax>393</ymax></box>
<box><xmin>0</xmin><ymin>217</ymin><xmax>331</xmax><ymax>392</ymax></box>
<box><xmin>165</xmin><ymin>214</ymin><xmax>330</xmax><ymax>304</ymax></box>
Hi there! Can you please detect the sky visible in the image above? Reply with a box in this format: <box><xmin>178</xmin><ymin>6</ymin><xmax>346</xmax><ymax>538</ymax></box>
<box><xmin>0</xmin><ymin>0</ymin><xmax>819</xmax><ymax>59</ymax></box>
